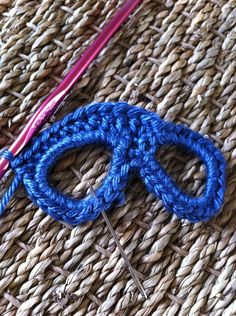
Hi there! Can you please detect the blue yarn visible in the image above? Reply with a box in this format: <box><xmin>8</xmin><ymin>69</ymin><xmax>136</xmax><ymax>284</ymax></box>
<box><xmin>0</xmin><ymin>102</ymin><xmax>226</xmax><ymax>225</ymax></box>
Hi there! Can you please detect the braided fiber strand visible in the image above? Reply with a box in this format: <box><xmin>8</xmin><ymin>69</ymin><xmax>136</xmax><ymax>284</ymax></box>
<box><xmin>0</xmin><ymin>102</ymin><xmax>226</xmax><ymax>225</ymax></box>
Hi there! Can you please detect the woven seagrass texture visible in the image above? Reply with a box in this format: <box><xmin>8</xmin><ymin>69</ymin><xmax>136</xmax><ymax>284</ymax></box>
<box><xmin>0</xmin><ymin>0</ymin><xmax>236</xmax><ymax>315</ymax></box>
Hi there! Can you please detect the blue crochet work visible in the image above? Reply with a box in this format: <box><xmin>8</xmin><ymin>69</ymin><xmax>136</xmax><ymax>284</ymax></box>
<box><xmin>0</xmin><ymin>102</ymin><xmax>226</xmax><ymax>225</ymax></box>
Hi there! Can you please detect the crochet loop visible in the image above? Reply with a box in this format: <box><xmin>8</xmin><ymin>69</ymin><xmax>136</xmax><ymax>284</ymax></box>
<box><xmin>0</xmin><ymin>102</ymin><xmax>226</xmax><ymax>225</ymax></box>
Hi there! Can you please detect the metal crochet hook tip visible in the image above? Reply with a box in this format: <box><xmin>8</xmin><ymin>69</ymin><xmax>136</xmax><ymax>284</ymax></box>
<box><xmin>88</xmin><ymin>182</ymin><xmax>148</xmax><ymax>300</ymax></box>
<box><xmin>0</xmin><ymin>0</ymin><xmax>143</xmax><ymax>182</ymax></box>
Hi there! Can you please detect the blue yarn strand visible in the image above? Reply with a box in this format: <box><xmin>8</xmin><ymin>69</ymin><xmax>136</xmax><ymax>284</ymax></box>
<box><xmin>0</xmin><ymin>175</ymin><xmax>21</xmax><ymax>215</ymax></box>
<box><xmin>0</xmin><ymin>102</ymin><xmax>226</xmax><ymax>225</ymax></box>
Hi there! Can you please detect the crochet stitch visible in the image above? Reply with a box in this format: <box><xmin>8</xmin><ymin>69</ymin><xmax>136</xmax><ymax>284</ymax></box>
<box><xmin>0</xmin><ymin>102</ymin><xmax>226</xmax><ymax>225</ymax></box>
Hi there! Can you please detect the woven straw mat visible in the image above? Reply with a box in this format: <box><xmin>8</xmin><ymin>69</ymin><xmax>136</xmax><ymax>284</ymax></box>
<box><xmin>0</xmin><ymin>0</ymin><xmax>236</xmax><ymax>315</ymax></box>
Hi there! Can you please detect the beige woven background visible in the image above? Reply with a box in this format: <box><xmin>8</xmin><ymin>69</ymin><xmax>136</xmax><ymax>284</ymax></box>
<box><xmin>0</xmin><ymin>0</ymin><xmax>236</xmax><ymax>315</ymax></box>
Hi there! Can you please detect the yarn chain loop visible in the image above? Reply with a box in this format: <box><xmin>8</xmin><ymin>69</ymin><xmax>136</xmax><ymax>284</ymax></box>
<box><xmin>0</xmin><ymin>102</ymin><xmax>226</xmax><ymax>225</ymax></box>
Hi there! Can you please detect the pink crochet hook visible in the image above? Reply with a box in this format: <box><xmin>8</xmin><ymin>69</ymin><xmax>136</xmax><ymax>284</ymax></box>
<box><xmin>0</xmin><ymin>0</ymin><xmax>143</xmax><ymax>181</ymax></box>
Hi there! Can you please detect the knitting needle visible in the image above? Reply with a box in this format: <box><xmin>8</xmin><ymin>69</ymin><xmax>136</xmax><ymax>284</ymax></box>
<box><xmin>88</xmin><ymin>182</ymin><xmax>147</xmax><ymax>300</ymax></box>
<box><xmin>0</xmin><ymin>0</ymin><xmax>144</xmax><ymax>181</ymax></box>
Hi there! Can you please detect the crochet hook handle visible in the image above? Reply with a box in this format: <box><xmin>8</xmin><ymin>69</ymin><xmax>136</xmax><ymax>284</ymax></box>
<box><xmin>0</xmin><ymin>0</ymin><xmax>143</xmax><ymax>181</ymax></box>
